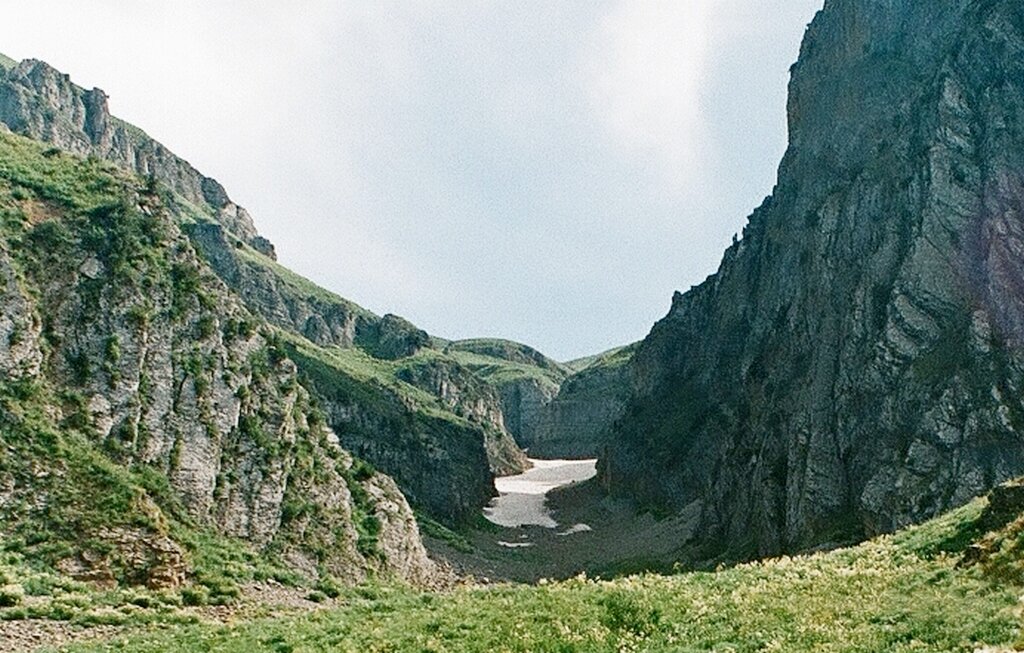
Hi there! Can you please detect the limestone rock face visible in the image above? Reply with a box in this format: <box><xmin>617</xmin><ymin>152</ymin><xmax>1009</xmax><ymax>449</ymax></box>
<box><xmin>0</xmin><ymin>59</ymin><xmax>274</xmax><ymax>258</ymax></box>
<box><xmin>372</xmin><ymin>314</ymin><xmax>431</xmax><ymax>361</ymax></box>
<box><xmin>530</xmin><ymin>346</ymin><xmax>636</xmax><ymax>459</ymax></box>
<box><xmin>441</xmin><ymin>339</ymin><xmax>567</xmax><ymax>452</ymax></box>
<box><xmin>0</xmin><ymin>142</ymin><xmax>440</xmax><ymax>588</ymax></box>
<box><xmin>189</xmin><ymin>222</ymin><xmax>520</xmax><ymax>500</ymax></box>
<box><xmin>188</xmin><ymin>223</ymin><xmax>373</xmax><ymax>349</ymax></box>
<box><xmin>0</xmin><ymin>246</ymin><xmax>42</xmax><ymax>379</ymax></box>
<box><xmin>363</xmin><ymin>471</ymin><xmax>450</xmax><ymax>587</ymax></box>
<box><xmin>496</xmin><ymin>376</ymin><xmax>561</xmax><ymax>451</ymax></box>
<box><xmin>394</xmin><ymin>355</ymin><xmax>529</xmax><ymax>475</ymax></box>
<box><xmin>603</xmin><ymin>0</ymin><xmax>1024</xmax><ymax>562</ymax></box>
<box><xmin>309</xmin><ymin>385</ymin><xmax>497</xmax><ymax>524</ymax></box>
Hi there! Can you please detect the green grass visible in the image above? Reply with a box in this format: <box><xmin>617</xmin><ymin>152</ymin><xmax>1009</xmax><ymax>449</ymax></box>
<box><xmin>415</xmin><ymin>513</ymin><xmax>475</xmax><ymax>553</ymax></box>
<box><xmin>563</xmin><ymin>342</ymin><xmax>639</xmax><ymax>374</ymax></box>
<box><xmin>0</xmin><ymin>132</ymin><xmax>128</xmax><ymax>215</ymax></box>
<box><xmin>0</xmin><ymin>52</ymin><xmax>16</xmax><ymax>71</ymax></box>
<box><xmin>283</xmin><ymin>333</ymin><xmax>487</xmax><ymax>431</ymax></box>
<box><xmin>446</xmin><ymin>339</ymin><xmax>568</xmax><ymax>379</ymax></box>
<box><xmin>56</xmin><ymin>494</ymin><xmax>1024</xmax><ymax>652</ymax></box>
<box><xmin>444</xmin><ymin>348</ymin><xmax>565</xmax><ymax>388</ymax></box>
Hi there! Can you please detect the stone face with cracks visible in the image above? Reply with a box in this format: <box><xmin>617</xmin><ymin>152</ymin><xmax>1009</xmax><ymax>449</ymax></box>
<box><xmin>0</xmin><ymin>158</ymin><xmax>442</xmax><ymax>588</ymax></box>
<box><xmin>602</xmin><ymin>0</ymin><xmax>1024</xmax><ymax>563</ymax></box>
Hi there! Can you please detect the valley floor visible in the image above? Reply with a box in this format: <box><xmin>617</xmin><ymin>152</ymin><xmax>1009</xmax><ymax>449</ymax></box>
<box><xmin>7</xmin><ymin>485</ymin><xmax>1019</xmax><ymax>653</ymax></box>
<box><xmin>428</xmin><ymin>468</ymin><xmax>702</xmax><ymax>582</ymax></box>
<box><xmin>44</xmin><ymin>497</ymin><xmax>1024</xmax><ymax>652</ymax></box>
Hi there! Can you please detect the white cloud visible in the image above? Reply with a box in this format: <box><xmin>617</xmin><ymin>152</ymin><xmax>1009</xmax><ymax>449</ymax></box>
<box><xmin>584</xmin><ymin>1</ymin><xmax>715</xmax><ymax>186</ymax></box>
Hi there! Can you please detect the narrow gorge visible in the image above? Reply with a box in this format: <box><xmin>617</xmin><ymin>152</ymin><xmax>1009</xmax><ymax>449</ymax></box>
<box><xmin>4</xmin><ymin>2</ymin><xmax>1024</xmax><ymax>650</ymax></box>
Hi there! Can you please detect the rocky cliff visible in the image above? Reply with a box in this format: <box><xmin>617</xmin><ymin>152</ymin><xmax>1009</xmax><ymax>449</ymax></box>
<box><xmin>602</xmin><ymin>0</ymin><xmax>1024</xmax><ymax>563</ymax></box>
<box><xmin>444</xmin><ymin>339</ymin><xmax>566</xmax><ymax>451</ymax></box>
<box><xmin>189</xmin><ymin>222</ymin><xmax>437</xmax><ymax>358</ymax></box>
<box><xmin>440</xmin><ymin>339</ymin><xmax>637</xmax><ymax>460</ymax></box>
<box><xmin>187</xmin><ymin>224</ymin><xmax>527</xmax><ymax>490</ymax></box>
<box><xmin>529</xmin><ymin>344</ymin><xmax>636</xmax><ymax>458</ymax></box>
<box><xmin>0</xmin><ymin>125</ymin><xmax>441</xmax><ymax>589</ymax></box>
<box><xmin>0</xmin><ymin>59</ymin><xmax>274</xmax><ymax>257</ymax></box>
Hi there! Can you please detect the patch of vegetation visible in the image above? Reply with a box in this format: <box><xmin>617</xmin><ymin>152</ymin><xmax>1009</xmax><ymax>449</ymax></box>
<box><xmin>340</xmin><ymin>461</ymin><xmax>383</xmax><ymax>561</ymax></box>
<box><xmin>562</xmin><ymin>342</ymin><xmax>639</xmax><ymax>374</ymax></box>
<box><xmin>58</xmin><ymin>495</ymin><xmax>1024</xmax><ymax>652</ymax></box>
<box><xmin>446</xmin><ymin>338</ymin><xmax>568</xmax><ymax>376</ymax></box>
<box><xmin>282</xmin><ymin>333</ymin><xmax>481</xmax><ymax>430</ymax></box>
<box><xmin>0</xmin><ymin>133</ymin><xmax>125</xmax><ymax>212</ymax></box>
<box><xmin>80</xmin><ymin>199</ymin><xmax>168</xmax><ymax>283</ymax></box>
<box><xmin>443</xmin><ymin>346</ymin><xmax>565</xmax><ymax>388</ymax></box>
<box><xmin>415</xmin><ymin>513</ymin><xmax>474</xmax><ymax>553</ymax></box>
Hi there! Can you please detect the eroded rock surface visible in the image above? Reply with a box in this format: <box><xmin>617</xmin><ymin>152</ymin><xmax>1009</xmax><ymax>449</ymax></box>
<box><xmin>603</xmin><ymin>0</ymin><xmax>1024</xmax><ymax>563</ymax></box>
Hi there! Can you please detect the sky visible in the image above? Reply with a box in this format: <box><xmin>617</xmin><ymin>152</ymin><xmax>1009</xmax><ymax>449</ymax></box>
<box><xmin>0</xmin><ymin>1</ymin><xmax>822</xmax><ymax>361</ymax></box>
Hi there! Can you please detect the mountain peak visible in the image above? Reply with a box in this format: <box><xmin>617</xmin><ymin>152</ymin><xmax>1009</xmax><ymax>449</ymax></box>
<box><xmin>0</xmin><ymin>55</ymin><xmax>276</xmax><ymax>258</ymax></box>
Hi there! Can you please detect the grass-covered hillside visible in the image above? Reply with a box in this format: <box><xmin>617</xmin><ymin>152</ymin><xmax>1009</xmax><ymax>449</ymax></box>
<box><xmin>563</xmin><ymin>343</ymin><xmax>637</xmax><ymax>374</ymax></box>
<box><xmin>444</xmin><ymin>339</ymin><xmax>568</xmax><ymax>388</ymax></box>
<box><xmin>43</xmin><ymin>481</ymin><xmax>1024</xmax><ymax>652</ymax></box>
<box><xmin>524</xmin><ymin>343</ymin><xmax>638</xmax><ymax>458</ymax></box>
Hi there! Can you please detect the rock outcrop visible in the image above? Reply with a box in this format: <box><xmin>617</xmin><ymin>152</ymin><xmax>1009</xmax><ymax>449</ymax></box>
<box><xmin>0</xmin><ymin>59</ymin><xmax>274</xmax><ymax>257</ymax></box>
<box><xmin>0</xmin><ymin>246</ymin><xmax>42</xmax><ymax>379</ymax></box>
<box><xmin>187</xmin><ymin>223</ymin><xmax>379</xmax><ymax>350</ymax></box>
<box><xmin>444</xmin><ymin>339</ymin><xmax>567</xmax><ymax>451</ymax></box>
<box><xmin>394</xmin><ymin>353</ymin><xmax>529</xmax><ymax>475</ymax></box>
<box><xmin>189</xmin><ymin>222</ymin><xmax>524</xmax><ymax>497</ymax></box>
<box><xmin>529</xmin><ymin>345</ymin><xmax>636</xmax><ymax>458</ymax></box>
<box><xmin>602</xmin><ymin>0</ymin><xmax>1024</xmax><ymax>563</ymax></box>
<box><xmin>0</xmin><ymin>56</ymin><xmax>531</xmax><ymax>531</ymax></box>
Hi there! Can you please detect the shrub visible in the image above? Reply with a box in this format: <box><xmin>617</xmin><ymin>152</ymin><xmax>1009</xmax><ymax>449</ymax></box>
<box><xmin>599</xmin><ymin>590</ymin><xmax>661</xmax><ymax>637</ymax></box>
<box><xmin>314</xmin><ymin>576</ymin><xmax>342</xmax><ymax>599</ymax></box>
<box><xmin>0</xmin><ymin>584</ymin><xmax>24</xmax><ymax>607</ymax></box>
<box><xmin>305</xmin><ymin>590</ymin><xmax>327</xmax><ymax>604</ymax></box>
<box><xmin>180</xmin><ymin>585</ymin><xmax>209</xmax><ymax>607</ymax></box>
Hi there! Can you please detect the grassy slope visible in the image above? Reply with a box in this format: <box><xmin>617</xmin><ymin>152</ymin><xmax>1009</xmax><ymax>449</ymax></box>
<box><xmin>57</xmin><ymin>495</ymin><xmax>1024</xmax><ymax>652</ymax></box>
<box><xmin>563</xmin><ymin>342</ymin><xmax>638</xmax><ymax>374</ymax></box>
<box><xmin>233</xmin><ymin>246</ymin><xmax>378</xmax><ymax>323</ymax></box>
<box><xmin>444</xmin><ymin>347</ymin><xmax>565</xmax><ymax>389</ymax></box>
<box><xmin>282</xmin><ymin>334</ymin><xmax>482</xmax><ymax>431</ymax></box>
<box><xmin>0</xmin><ymin>52</ymin><xmax>15</xmax><ymax>71</ymax></box>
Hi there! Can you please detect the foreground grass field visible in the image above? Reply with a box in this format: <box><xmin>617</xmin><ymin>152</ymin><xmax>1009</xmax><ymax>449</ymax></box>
<box><xmin>52</xmin><ymin>495</ymin><xmax>1024</xmax><ymax>653</ymax></box>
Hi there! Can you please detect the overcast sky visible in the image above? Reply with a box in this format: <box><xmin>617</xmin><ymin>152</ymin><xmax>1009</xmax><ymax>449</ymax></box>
<box><xmin>1</xmin><ymin>1</ymin><xmax>822</xmax><ymax>360</ymax></box>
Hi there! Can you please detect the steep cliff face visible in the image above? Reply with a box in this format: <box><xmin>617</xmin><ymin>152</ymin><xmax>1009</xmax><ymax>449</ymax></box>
<box><xmin>438</xmin><ymin>339</ymin><xmax>635</xmax><ymax>460</ymax></box>
<box><xmin>283</xmin><ymin>340</ymin><xmax>503</xmax><ymax>522</ymax></box>
<box><xmin>0</xmin><ymin>59</ymin><xmax>274</xmax><ymax>257</ymax></box>
<box><xmin>603</xmin><ymin>0</ymin><xmax>1024</xmax><ymax>562</ymax></box>
<box><xmin>188</xmin><ymin>223</ymin><xmax>381</xmax><ymax>351</ymax></box>
<box><xmin>444</xmin><ymin>339</ymin><xmax>567</xmax><ymax>451</ymax></box>
<box><xmin>0</xmin><ymin>131</ymin><xmax>440</xmax><ymax>587</ymax></box>
<box><xmin>530</xmin><ymin>345</ymin><xmax>636</xmax><ymax>458</ymax></box>
<box><xmin>188</xmin><ymin>223</ymin><xmax>524</xmax><ymax>491</ymax></box>
<box><xmin>393</xmin><ymin>352</ymin><xmax>529</xmax><ymax>475</ymax></box>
